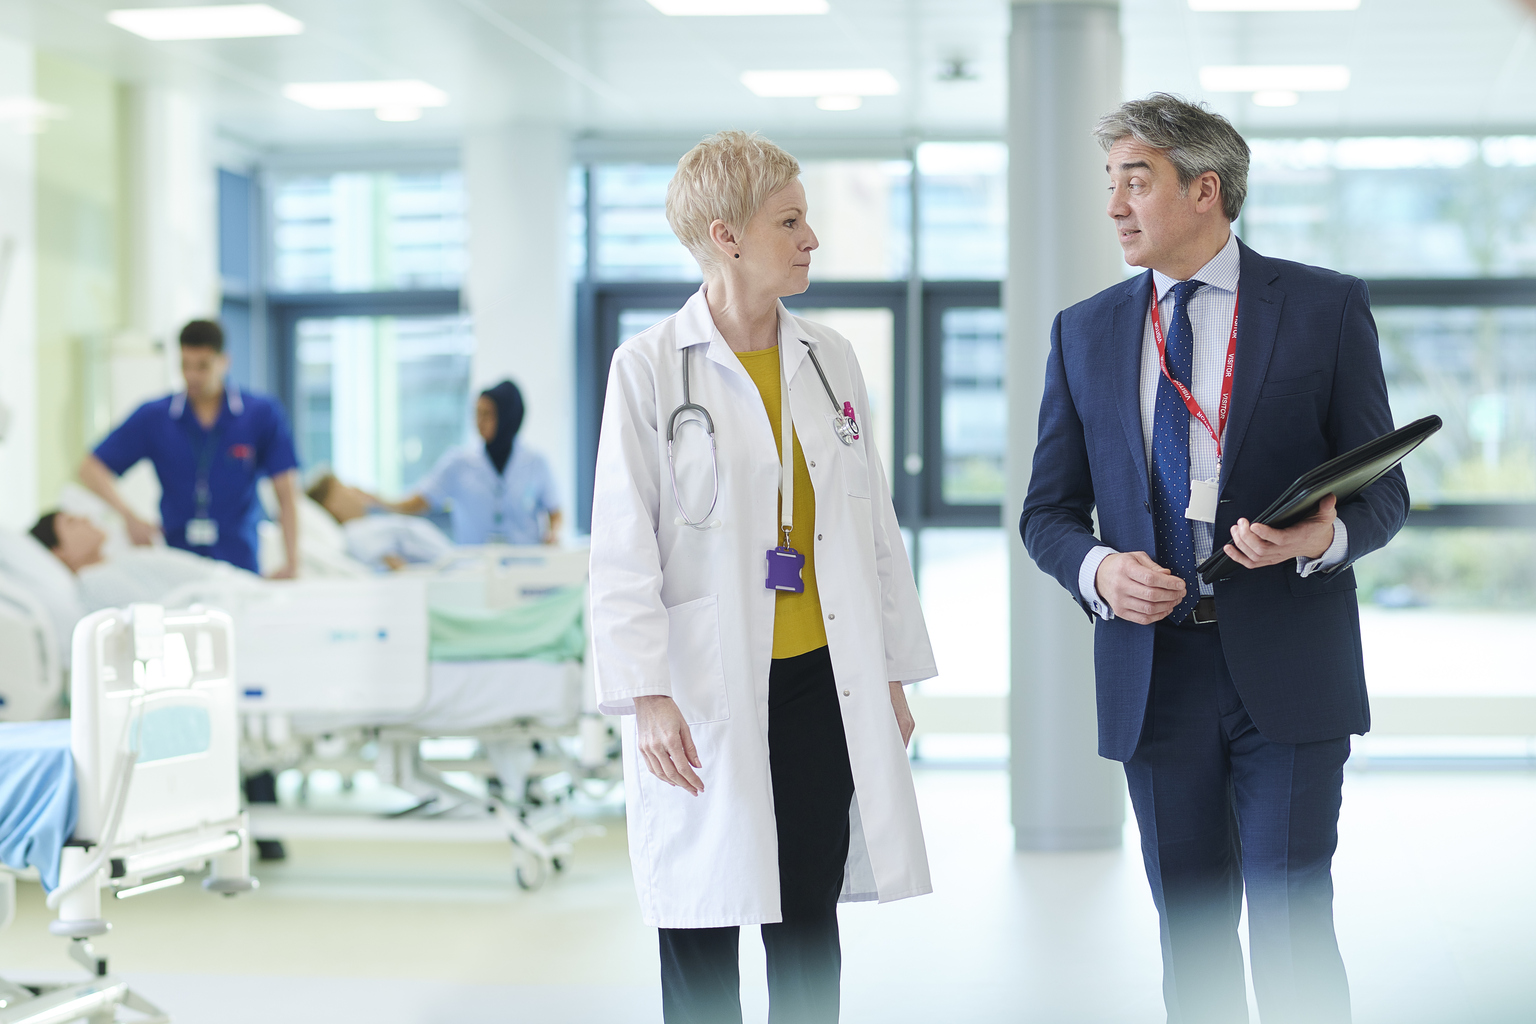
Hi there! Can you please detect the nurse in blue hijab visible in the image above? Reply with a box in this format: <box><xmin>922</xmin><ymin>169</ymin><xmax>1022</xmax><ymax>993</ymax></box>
<box><xmin>392</xmin><ymin>380</ymin><xmax>562</xmax><ymax>545</ymax></box>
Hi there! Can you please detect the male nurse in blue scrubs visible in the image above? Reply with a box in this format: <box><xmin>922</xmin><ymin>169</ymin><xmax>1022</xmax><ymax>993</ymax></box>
<box><xmin>78</xmin><ymin>319</ymin><xmax>302</xmax><ymax>579</ymax></box>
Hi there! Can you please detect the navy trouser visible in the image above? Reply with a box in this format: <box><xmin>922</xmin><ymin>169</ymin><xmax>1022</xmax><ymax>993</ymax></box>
<box><xmin>658</xmin><ymin>645</ymin><xmax>855</xmax><ymax>1024</ymax></box>
<box><xmin>1125</xmin><ymin>622</ymin><xmax>1353</xmax><ymax>1024</ymax></box>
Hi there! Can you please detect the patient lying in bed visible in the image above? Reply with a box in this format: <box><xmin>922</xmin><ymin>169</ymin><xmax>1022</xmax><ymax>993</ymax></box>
<box><xmin>30</xmin><ymin>510</ymin><xmax>256</xmax><ymax>610</ymax></box>
<box><xmin>306</xmin><ymin>473</ymin><xmax>453</xmax><ymax>571</ymax></box>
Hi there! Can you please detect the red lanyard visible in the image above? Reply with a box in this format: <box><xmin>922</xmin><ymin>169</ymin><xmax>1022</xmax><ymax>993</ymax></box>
<box><xmin>1150</xmin><ymin>283</ymin><xmax>1239</xmax><ymax>463</ymax></box>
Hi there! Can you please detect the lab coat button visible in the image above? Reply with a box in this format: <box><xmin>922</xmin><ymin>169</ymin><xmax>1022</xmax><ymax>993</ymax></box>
<box><xmin>810</xmin><ymin>460</ymin><xmax>816</xmax><ymax>467</ymax></box>
<box><xmin>827</xmin><ymin>613</ymin><xmax>835</xmax><ymax>620</ymax></box>
<box><xmin>842</xmin><ymin>689</ymin><xmax>850</xmax><ymax>697</ymax></box>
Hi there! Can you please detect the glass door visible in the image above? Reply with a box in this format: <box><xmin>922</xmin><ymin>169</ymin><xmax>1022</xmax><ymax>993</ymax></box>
<box><xmin>293</xmin><ymin>313</ymin><xmax>474</xmax><ymax>495</ymax></box>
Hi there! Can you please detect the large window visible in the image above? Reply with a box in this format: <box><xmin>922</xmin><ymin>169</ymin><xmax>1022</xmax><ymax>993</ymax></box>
<box><xmin>270</xmin><ymin>170</ymin><xmax>466</xmax><ymax>293</ymax></box>
<box><xmin>1245</xmin><ymin>136</ymin><xmax>1536</xmax><ymax>278</ymax></box>
<box><xmin>293</xmin><ymin>314</ymin><xmax>473</xmax><ymax>494</ymax></box>
<box><xmin>1245</xmin><ymin>136</ymin><xmax>1536</xmax><ymax>748</ymax></box>
<box><xmin>247</xmin><ymin>166</ymin><xmax>469</xmax><ymax>496</ymax></box>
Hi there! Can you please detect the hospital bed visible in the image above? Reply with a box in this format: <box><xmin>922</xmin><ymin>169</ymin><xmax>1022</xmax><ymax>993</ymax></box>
<box><xmin>168</xmin><ymin>544</ymin><xmax>616</xmax><ymax>891</ymax></box>
<box><xmin>0</xmin><ymin>574</ymin><xmax>63</xmax><ymax>723</ymax></box>
<box><xmin>0</xmin><ymin>602</ymin><xmax>255</xmax><ymax>1024</ymax></box>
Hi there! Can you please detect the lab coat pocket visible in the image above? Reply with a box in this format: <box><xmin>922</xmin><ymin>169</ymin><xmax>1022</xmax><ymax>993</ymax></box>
<box><xmin>665</xmin><ymin>595</ymin><xmax>730</xmax><ymax>725</ymax></box>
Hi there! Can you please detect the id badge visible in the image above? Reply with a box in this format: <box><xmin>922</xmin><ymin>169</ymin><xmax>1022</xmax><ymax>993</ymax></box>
<box><xmin>186</xmin><ymin>517</ymin><xmax>219</xmax><ymax>547</ymax></box>
<box><xmin>765</xmin><ymin>546</ymin><xmax>806</xmax><ymax>593</ymax></box>
<box><xmin>1185</xmin><ymin>479</ymin><xmax>1219</xmax><ymax>524</ymax></box>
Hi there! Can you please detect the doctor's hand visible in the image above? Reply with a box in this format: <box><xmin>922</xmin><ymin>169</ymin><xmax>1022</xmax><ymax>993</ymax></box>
<box><xmin>124</xmin><ymin>514</ymin><xmax>160</xmax><ymax>547</ymax></box>
<box><xmin>889</xmin><ymin>682</ymin><xmax>915</xmax><ymax>748</ymax></box>
<box><xmin>1096</xmin><ymin>551</ymin><xmax>1186</xmax><ymax>625</ymax></box>
<box><xmin>1224</xmin><ymin>494</ymin><xmax>1337</xmax><ymax>570</ymax></box>
<box><xmin>634</xmin><ymin>695</ymin><xmax>705</xmax><ymax>796</ymax></box>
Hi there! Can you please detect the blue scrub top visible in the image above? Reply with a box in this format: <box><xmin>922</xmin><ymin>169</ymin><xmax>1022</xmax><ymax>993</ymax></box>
<box><xmin>415</xmin><ymin>440</ymin><xmax>557</xmax><ymax>545</ymax></box>
<box><xmin>93</xmin><ymin>385</ymin><xmax>299</xmax><ymax>572</ymax></box>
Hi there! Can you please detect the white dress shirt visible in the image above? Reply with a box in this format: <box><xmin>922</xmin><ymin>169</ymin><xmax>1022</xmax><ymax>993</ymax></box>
<box><xmin>1080</xmin><ymin>233</ymin><xmax>1348</xmax><ymax>618</ymax></box>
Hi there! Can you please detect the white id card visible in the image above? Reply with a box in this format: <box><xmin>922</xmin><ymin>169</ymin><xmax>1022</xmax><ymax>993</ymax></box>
<box><xmin>186</xmin><ymin>518</ymin><xmax>219</xmax><ymax>546</ymax></box>
<box><xmin>1185</xmin><ymin>479</ymin><xmax>1219</xmax><ymax>524</ymax></box>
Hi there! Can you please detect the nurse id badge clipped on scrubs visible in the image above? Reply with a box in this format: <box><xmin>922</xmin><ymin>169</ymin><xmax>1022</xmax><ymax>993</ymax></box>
<box><xmin>186</xmin><ymin>517</ymin><xmax>219</xmax><ymax>546</ymax></box>
<box><xmin>766</xmin><ymin>341</ymin><xmax>806</xmax><ymax>595</ymax></box>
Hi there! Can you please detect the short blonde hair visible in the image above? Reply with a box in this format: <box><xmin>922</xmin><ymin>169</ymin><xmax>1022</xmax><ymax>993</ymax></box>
<box><xmin>666</xmin><ymin>130</ymin><xmax>801</xmax><ymax>273</ymax></box>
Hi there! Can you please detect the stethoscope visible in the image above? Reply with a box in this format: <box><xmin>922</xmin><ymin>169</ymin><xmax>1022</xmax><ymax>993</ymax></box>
<box><xmin>667</xmin><ymin>339</ymin><xmax>859</xmax><ymax>530</ymax></box>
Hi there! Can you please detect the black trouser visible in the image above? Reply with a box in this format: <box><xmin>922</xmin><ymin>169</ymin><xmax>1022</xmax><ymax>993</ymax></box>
<box><xmin>659</xmin><ymin>645</ymin><xmax>856</xmax><ymax>1024</ymax></box>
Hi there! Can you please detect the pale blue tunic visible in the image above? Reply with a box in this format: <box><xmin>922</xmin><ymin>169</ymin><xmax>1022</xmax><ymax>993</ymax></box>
<box><xmin>415</xmin><ymin>440</ymin><xmax>557</xmax><ymax>545</ymax></box>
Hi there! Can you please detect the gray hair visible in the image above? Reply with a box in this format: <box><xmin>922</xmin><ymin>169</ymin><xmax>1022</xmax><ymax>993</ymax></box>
<box><xmin>1093</xmin><ymin>93</ymin><xmax>1250</xmax><ymax>222</ymax></box>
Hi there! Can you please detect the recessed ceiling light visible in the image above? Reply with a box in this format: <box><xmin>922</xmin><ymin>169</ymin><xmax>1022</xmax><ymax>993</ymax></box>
<box><xmin>1199</xmin><ymin>65</ymin><xmax>1350</xmax><ymax>92</ymax></box>
<box><xmin>815</xmin><ymin>94</ymin><xmax>862</xmax><ymax>111</ymax></box>
<box><xmin>375</xmin><ymin>106</ymin><xmax>423</xmax><ymax>122</ymax></box>
<box><xmin>107</xmin><ymin>4</ymin><xmax>302</xmax><ymax>40</ymax></box>
<box><xmin>647</xmin><ymin>0</ymin><xmax>828</xmax><ymax>13</ymax></box>
<box><xmin>1252</xmin><ymin>89</ymin><xmax>1301</xmax><ymax>107</ymax></box>
<box><xmin>1189</xmin><ymin>0</ymin><xmax>1358</xmax><ymax>9</ymax></box>
<box><xmin>283</xmin><ymin>80</ymin><xmax>448</xmax><ymax>111</ymax></box>
<box><xmin>741</xmin><ymin>69</ymin><xmax>898</xmax><ymax>98</ymax></box>
<box><xmin>1185</xmin><ymin>0</ymin><xmax>1357</xmax><ymax>8</ymax></box>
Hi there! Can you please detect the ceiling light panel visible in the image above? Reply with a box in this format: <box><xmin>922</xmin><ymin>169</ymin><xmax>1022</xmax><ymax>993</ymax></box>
<box><xmin>107</xmin><ymin>4</ymin><xmax>302</xmax><ymax>40</ymax></box>
<box><xmin>1189</xmin><ymin>0</ymin><xmax>1358</xmax><ymax>9</ymax></box>
<box><xmin>648</xmin><ymin>0</ymin><xmax>828</xmax><ymax>13</ymax></box>
<box><xmin>283</xmin><ymin>80</ymin><xmax>449</xmax><ymax>110</ymax></box>
<box><xmin>740</xmin><ymin>69</ymin><xmax>899</xmax><ymax>97</ymax></box>
<box><xmin>1199</xmin><ymin>65</ymin><xmax>1350</xmax><ymax>92</ymax></box>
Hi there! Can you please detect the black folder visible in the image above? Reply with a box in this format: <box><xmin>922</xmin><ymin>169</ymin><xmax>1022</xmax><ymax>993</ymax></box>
<box><xmin>1197</xmin><ymin>414</ymin><xmax>1442</xmax><ymax>584</ymax></box>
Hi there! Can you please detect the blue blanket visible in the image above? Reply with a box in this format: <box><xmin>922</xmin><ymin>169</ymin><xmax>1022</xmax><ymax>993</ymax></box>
<box><xmin>0</xmin><ymin>719</ymin><xmax>77</xmax><ymax>890</ymax></box>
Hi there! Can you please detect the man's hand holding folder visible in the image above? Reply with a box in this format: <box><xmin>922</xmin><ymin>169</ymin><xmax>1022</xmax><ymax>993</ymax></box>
<box><xmin>1223</xmin><ymin>493</ymin><xmax>1338</xmax><ymax>570</ymax></box>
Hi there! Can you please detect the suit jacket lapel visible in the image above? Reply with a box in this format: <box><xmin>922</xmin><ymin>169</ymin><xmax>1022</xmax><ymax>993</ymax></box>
<box><xmin>1113</xmin><ymin>272</ymin><xmax>1153</xmax><ymax>502</ymax></box>
<box><xmin>1219</xmin><ymin>240</ymin><xmax>1283</xmax><ymax>494</ymax></box>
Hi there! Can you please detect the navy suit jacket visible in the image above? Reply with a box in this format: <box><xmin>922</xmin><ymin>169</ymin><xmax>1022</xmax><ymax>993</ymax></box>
<box><xmin>1020</xmin><ymin>239</ymin><xmax>1409</xmax><ymax>762</ymax></box>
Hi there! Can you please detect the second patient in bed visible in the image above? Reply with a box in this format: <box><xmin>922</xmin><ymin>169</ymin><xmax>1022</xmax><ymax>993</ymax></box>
<box><xmin>30</xmin><ymin>510</ymin><xmax>255</xmax><ymax>610</ymax></box>
<box><xmin>306</xmin><ymin>474</ymin><xmax>453</xmax><ymax>571</ymax></box>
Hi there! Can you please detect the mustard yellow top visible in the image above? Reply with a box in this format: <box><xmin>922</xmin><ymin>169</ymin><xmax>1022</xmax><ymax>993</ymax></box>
<box><xmin>735</xmin><ymin>346</ymin><xmax>829</xmax><ymax>659</ymax></box>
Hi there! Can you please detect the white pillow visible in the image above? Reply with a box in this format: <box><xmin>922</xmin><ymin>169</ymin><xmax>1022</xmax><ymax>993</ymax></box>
<box><xmin>0</xmin><ymin>530</ymin><xmax>88</xmax><ymax>669</ymax></box>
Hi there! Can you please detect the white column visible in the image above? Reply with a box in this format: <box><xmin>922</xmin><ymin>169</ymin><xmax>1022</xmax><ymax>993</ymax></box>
<box><xmin>0</xmin><ymin>34</ymin><xmax>37</xmax><ymax>529</ymax></box>
<box><xmin>122</xmin><ymin>84</ymin><xmax>219</xmax><ymax>391</ymax></box>
<box><xmin>463</xmin><ymin>123</ymin><xmax>575</xmax><ymax>532</ymax></box>
<box><xmin>1006</xmin><ymin>0</ymin><xmax>1128</xmax><ymax>850</ymax></box>
<box><xmin>113</xmin><ymin>84</ymin><xmax>218</xmax><ymax>520</ymax></box>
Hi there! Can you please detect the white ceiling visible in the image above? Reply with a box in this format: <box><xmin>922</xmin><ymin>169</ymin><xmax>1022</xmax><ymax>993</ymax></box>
<box><xmin>0</xmin><ymin>0</ymin><xmax>1533</xmax><ymax>158</ymax></box>
<box><xmin>1126</xmin><ymin>0</ymin><xmax>1536</xmax><ymax>135</ymax></box>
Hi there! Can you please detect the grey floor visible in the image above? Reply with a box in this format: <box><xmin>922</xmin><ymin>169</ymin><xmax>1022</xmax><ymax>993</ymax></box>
<box><xmin>3</xmin><ymin>767</ymin><xmax>1533</xmax><ymax>1023</ymax></box>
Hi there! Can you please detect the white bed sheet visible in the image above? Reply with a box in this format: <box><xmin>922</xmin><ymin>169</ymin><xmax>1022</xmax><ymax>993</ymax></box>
<box><xmin>289</xmin><ymin>657</ymin><xmax>578</xmax><ymax>734</ymax></box>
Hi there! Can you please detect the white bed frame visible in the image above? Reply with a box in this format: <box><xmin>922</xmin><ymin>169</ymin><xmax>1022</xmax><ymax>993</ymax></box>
<box><xmin>173</xmin><ymin>545</ymin><xmax>616</xmax><ymax>891</ymax></box>
<box><xmin>0</xmin><ymin>574</ymin><xmax>63</xmax><ymax>723</ymax></box>
<box><xmin>0</xmin><ymin>603</ymin><xmax>255</xmax><ymax>1024</ymax></box>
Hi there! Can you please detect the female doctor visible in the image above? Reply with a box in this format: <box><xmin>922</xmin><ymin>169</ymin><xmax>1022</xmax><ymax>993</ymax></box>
<box><xmin>589</xmin><ymin>130</ymin><xmax>937</xmax><ymax>1024</ymax></box>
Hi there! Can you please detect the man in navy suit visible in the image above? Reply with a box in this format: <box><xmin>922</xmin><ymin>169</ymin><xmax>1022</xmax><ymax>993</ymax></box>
<box><xmin>1020</xmin><ymin>94</ymin><xmax>1407</xmax><ymax>1024</ymax></box>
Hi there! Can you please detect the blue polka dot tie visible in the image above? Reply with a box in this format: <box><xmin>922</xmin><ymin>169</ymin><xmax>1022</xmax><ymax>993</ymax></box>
<box><xmin>1150</xmin><ymin>280</ymin><xmax>1203</xmax><ymax>625</ymax></box>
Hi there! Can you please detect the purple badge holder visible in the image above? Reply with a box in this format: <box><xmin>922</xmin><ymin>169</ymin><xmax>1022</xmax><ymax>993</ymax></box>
<box><xmin>765</xmin><ymin>546</ymin><xmax>806</xmax><ymax>593</ymax></box>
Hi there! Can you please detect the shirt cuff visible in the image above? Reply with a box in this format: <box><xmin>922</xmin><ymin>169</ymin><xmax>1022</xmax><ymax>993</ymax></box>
<box><xmin>1079</xmin><ymin>545</ymin><xmax>1118</xmax><ymax>619</ymax></box>
<box><xmin>1296</xmin><ymin>519</ymin><xmax>1349</xmax><ymax>578</ymax></box>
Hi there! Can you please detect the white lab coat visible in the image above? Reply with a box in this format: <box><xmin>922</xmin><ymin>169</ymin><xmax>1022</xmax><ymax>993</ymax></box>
<box><xmin>589</xmin><ymin>285</ymin><xmax>937</xmax><ymax>929</ymax></box>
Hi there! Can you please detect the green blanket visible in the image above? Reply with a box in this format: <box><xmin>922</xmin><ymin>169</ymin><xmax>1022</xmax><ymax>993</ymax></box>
<box><xmin>429</xmin><ymin>585</ymin><xmax>587</xmax><ymax>662</ymax></box>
